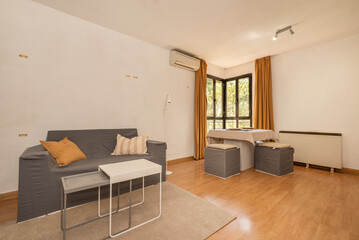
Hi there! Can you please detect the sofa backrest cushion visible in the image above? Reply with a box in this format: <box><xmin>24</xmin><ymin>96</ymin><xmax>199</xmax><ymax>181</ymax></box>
<box><xmin>46</xmin><ymin>129</ymin><xmax>138</xmax><ymax>158</ymax></box>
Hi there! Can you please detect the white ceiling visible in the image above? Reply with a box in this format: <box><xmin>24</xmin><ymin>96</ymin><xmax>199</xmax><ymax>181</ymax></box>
<box><xmin>34</xmin><ymin>0</ymin><xmax>359</xmax><ymax>68</ymax></box>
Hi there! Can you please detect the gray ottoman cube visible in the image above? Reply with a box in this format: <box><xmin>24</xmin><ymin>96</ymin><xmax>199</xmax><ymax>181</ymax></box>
<box><xmin>255</xmin><ymin>142</ymin><xmax>294</xmax><ymax>176</ymax></box>
<box><xmin>204</xmin><ymin>144</ymin><xmax>240</xmax><ymax>178</ymax></box>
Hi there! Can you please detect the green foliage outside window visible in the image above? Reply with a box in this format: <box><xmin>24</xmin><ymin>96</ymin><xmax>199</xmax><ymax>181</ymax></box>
<box><xmin>226</xmin><ymin>81</ymin><xmax>236</xmax><ymax>117</ymax></box>
<box><xmin>226</xmin><ymin>120</ymin><xmax>236</xmax><ymax>128</ymax></box>
<box><xmin>207</xmin><ymin>75</ymin><xmax>251</xmax><ymax>131</ymax></box>
<box><xmin>238</xmin><ymin>120</ymin><xmax>250</xmax><ymax>128</ymax></box>
<box><xmin>215</xmin><ymin>81</ymin><xmax>223</xmax><ymax>117</ymax></box>
<box><xmin>207</xmin><ymin>120</ymin><xmax>214</xmax><ymax>131</ymax></box>
<box><xmin>215</xmin><ymin>120</ymin><xmax>223</xmax><ymax>129</ymax></box>
<box><xmin>207</xmin><ymin>79</ymin><xmax>214</xmax><ymax>117</ymax></box>
<box><xmin>238</xmin><ymin>78</ymin><xmax>249</xmax><ymax>117</ymax></box>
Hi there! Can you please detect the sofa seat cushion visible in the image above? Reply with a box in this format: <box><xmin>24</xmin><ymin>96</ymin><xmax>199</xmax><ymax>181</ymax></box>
<box><xmin>50</xmin><ymin>154</ymin><xmax>154</xmax><ymax>174</ymax></box>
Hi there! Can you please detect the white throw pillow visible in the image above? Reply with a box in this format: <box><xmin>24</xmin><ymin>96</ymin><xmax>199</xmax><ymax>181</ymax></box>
<box><xmin>111</xmin><ymin>134</ymin><xmax>148</xmax><ymax>155</ymax></box>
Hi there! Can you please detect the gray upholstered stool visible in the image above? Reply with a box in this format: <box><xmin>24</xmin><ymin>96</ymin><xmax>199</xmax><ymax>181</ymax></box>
<box><xmin>254</xmin><ymin>142</ymin><xmax>294</xmax><ymax>176</ymax></box>
<box><xmin>204</xmin><ymin>144</ymin><xmax>240</xmax><ymax>179</ymax></box>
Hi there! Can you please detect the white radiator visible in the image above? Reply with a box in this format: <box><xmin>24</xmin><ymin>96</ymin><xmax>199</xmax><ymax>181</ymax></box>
<box><xmin>279</xmin><ymin>131</ymin><xmax>342</xmax><ymax>171</ymax></box>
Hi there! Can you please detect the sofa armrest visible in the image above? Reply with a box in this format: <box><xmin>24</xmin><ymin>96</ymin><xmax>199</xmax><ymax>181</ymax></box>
<box><xmin>21</xmin><ymin>144</ymin><xmax>51</xmax><ymax>159</ymax></box>
<box><xmin>18</xmin><ymin>145</ymin><xmax>54</xmax><ymax>222</ymax></box>
<box><xmin>20</xmin><ymin>144</ymin><xmax>57</xmax><ymax>168</ymax></box>
<box><xmin>146</xmin><ymin>140</ymin><xmax>167</xmax><ymax>181</ymax></box>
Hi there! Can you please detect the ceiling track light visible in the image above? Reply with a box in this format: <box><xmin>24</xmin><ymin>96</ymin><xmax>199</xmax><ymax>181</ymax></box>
<box><xmin>272</xmin><ymin>25</ymin><xmax>294</xmax><ymax>40</ymax></box>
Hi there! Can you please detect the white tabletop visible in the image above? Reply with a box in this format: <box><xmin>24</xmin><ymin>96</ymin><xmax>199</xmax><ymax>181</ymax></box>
<box><xmin>207</xmin><ymin>129</ymin><xmax>277</xmax><ymax>145</ymax></box>
<box><xmin>99</xmin><ymin>159</ymin><xmax>162</xmax><ymax>183</ymax></box>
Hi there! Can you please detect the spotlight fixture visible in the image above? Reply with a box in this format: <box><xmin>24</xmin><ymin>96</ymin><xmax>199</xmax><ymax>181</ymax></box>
<box><xmin>272</xmin><ymin>25</ymin><xmax>294</xmax><ymax>40</ymax></box>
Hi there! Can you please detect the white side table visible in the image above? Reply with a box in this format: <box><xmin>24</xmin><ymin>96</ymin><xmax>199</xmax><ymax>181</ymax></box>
<box><xmin>99</xmin><ymin>159</ymin><xmax>162</xmax><ymax>238</ymax></box>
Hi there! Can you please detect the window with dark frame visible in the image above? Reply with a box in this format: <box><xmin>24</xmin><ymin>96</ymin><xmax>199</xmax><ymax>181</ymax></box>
<box><xmin>206</xmin><ymin>74</ymin><xmax>252</xmax><ymax>131</ymax></box>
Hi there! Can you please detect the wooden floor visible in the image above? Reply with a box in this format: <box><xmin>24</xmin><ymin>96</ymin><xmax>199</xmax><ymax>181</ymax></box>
<box><xmin>167</xmin><ymin>160</ymin><xmax>359</xmax><ymax>240</ymax></box>
<box><xmin>0</xmin><ymin>198</ymin><xmax>17</xmax><ymax>224</ymax></box>
<box><xmin>1</xmin><ymin>161</ymin><xmax>359</xmax><ymax>240</ymax></box>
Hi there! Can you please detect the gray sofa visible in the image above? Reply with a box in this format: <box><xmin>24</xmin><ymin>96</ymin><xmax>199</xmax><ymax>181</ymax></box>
<box><xmin>17</xmin><ymin>128</ymin><xmax>166</xmax><ymax>222</ymax></box>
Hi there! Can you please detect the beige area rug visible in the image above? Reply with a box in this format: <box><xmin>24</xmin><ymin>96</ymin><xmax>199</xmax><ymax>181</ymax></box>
<box><xmin>0</xmin><ymin>182</ymin><xmax>235</xmax><ymax>240</ymax></box>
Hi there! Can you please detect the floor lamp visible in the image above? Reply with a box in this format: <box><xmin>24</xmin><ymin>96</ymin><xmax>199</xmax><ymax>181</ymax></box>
<box><xmin>164</xmin><ymin>93</ymin><xmax>173</xmax><ymax>175</ymax></box>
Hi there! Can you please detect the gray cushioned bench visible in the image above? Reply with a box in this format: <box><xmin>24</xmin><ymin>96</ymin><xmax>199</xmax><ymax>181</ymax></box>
<box><xmin>204</xmin><ymin>144</ymin><xmax>241</xmax><ymax>178</ymax></box>
<box><xmin>254</xmin><ymin>142</ymin><xmax>294</xmax><ymax>176</ymax></box>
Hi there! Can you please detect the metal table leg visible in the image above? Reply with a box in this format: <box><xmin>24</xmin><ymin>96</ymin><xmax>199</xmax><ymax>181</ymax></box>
<box><xmin>62</xmin><ymin>183</ymin><xmax>122</xmax><ymax>239</ymax></box>
<box><xmin>61</xmin><ymin>186</ymin><xmax>64</xmax><ymax>231</ymax></box>
<box><xmin>98</xmin><ymin>177</ymin><xmax>145</xmax><ymax>217</ymax></box>
<box><xmin>62</xmin><ymin>190</ymin><xmax>67</xmax><ymax>240</ymax></box>
<box><xmin>108</xmin><ymin>174</ymin><xmax>162</xmax><ymax>238</ymax></box>
<box><xmin>109</xmin><ymin>180</ymin><xmax>132</xmax><ymax>237</ymax></box>
<box><xmin>98</xmin><ymin>183</ymin><xmax>121</xmax><ymax>217</ymax></box>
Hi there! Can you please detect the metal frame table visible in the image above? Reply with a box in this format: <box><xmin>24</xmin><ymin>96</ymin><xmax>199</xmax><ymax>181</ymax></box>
<box><xmin>99</xmin><ymin>159</ymin><xmax>162</xmax><ymax>238</ymax></box>
<box><xmin>61</xmin><ymin>171</ymin><xmax>112</xmax><ymax>240</ymax></box>
<box><xmin>61</xmin><ymin>159</ymin><xmax>161</xmax><ymax>239</ymax></box>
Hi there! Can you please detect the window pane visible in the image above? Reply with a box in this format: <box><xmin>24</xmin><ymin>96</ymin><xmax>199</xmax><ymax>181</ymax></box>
<box><xmin>226</xmin><ymin>120</ymin><xmax>236</xmax><ymax>129</ymax></box>
<box><xmin>238</xmin><ymin>119</ymin><xmax>251</xmax><ymax>128</ymax></box>
<box><xmin>206</xmin><ymin>79</ymin><xmax>214</xmax><ymax>117</ymax></box>
<box><xmin>238</xmin><ymin>78</ymin><xmax>249</xmax><ymax>117</ymax></box>
<box><xmin>215</xmin><ymin>120</ymin><xmax>223</xmax><ymax>129</ymax></box>
<box><xmin>226</xmin><ymin>80</ymin><xmax>236</xmax><ymax>117</ymax></box>
<box><xmin>207</xmin><ymin>120</ymin><xmax>214</xmax><ymax>132</ymax></box>
<box><xmin>215</xmin><ymin>80</ymin><xmax>223</xmax><ymax>117</ymax></box>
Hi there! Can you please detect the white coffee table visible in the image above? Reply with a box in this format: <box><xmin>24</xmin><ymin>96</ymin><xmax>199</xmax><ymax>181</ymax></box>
<box><xmin>99</xmin><ymin>159</ymin><xmax>162</xmax><ymax>238</ymax></box>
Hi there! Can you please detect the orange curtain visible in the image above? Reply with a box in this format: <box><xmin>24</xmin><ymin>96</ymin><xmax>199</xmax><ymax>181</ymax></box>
<box><xmin>253</xmin><ymin>56</ymin><xmax>274</xmax><ymax>130</ymax></box>
<box><xmin>194</xmin><ymin>60</ymin><xmax>208</xmax><ymax>160</ymax></box>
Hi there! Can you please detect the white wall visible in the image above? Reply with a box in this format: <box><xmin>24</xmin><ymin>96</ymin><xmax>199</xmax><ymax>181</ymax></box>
<box><xmin>0</xmin><ymin>0</ymin><xmax>195</xmax><ymax>193</ymax></box>
<box><xmin>208</xmin><ymin>61</ymin><xmax>255</xmax><ymax>80</ymax></box>
<box><xmin>272</xmin><ymin>33</ymin><xmax>359</xmax><ymax>170</ymax></box>
<box><xmin>224</xmin><ymin>61</ymin><xmax>255</xmax><ymax>80</ymax></box>
<box><xmin>207</xmin><ymin>63</ymin><xmax>225</xmax><ymax>79</ymax></box>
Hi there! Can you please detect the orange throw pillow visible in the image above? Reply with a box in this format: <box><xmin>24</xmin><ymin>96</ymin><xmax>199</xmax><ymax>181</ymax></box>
<box><xmin>40</xmin><ymin>137</ymin><xmax>86</xmax><ymax>166</ymax></box>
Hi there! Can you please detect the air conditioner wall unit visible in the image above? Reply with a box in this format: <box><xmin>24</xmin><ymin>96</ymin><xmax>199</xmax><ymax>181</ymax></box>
<box><xmin>170</xmin><ymin>51</ymin><xmax>200</xmax><ymax>71</ymax></box>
